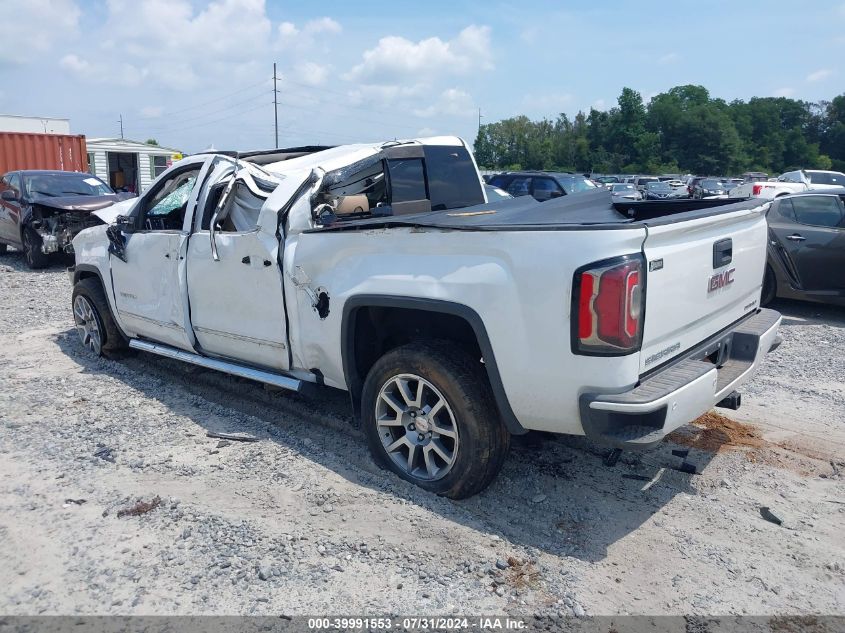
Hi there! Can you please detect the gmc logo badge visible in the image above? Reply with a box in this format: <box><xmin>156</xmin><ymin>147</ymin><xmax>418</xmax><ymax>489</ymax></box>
<box><xmin>708</xmin><ymin>268</ymin><xmax>735</xmax><ymax>292</ymax></box>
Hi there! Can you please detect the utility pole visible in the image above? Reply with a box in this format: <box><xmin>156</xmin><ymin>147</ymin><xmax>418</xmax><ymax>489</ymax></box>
<box><xmin>118</xmin><ymin>114</ymin><xmax>124</xmax><ymax>140</ymax></box>
<box><xmin>273</xmin><ymin>63</ymin><xmax>279</xmax><ymax>149</ymax></box>
<box><xmin>478</xmin><ymin>107</ymin><xmax>483</xmax><ymax>136</ymax></box>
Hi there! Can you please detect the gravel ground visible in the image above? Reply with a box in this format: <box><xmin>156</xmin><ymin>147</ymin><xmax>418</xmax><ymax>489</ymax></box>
<box><xmin>0</xmin><ymin>249</ymin><xmax>843</xmax><ymax>617</ymax></box>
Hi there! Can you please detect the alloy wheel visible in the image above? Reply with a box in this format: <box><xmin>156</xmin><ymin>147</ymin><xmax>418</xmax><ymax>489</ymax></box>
<box><xmin>375</xmin><ymin>373</ymin><xmax>459</xmax><ymax>481</ymax></box>
<box><xmin>73</xmin><ymin>295</ymin><xmax>102</xmax><ymax>355</ymax></box>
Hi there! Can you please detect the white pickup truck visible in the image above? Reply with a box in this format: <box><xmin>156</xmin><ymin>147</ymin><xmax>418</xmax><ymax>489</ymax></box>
<box><xmin>69</xmin><ymin>136</ymin><xmax>781</xmax><ymax>498</ymax></box>
<box><xmin>729</xmin><ymin>169</ymin><xmax>845</xmax><ymax>200</ymax></box>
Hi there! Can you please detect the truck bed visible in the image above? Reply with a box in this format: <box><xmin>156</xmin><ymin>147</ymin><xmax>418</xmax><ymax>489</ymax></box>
<box><xmin>312</xmin><ymin>188</ymin><xmax>763</xmax><ymax>233</ymax></box>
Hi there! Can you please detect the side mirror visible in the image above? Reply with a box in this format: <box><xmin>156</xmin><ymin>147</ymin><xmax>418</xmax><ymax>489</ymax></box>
<box><xmin>1</xmin><ymin>190</ymin><xmax>17</xmax><ymax>201</ymax></box>
<box><xmin>550</xmin><ymin>190</ymin><xmax>563</xmax><ymax>199</ymax></box>
<box><xmin>115</xmin><ymin>214</ymin><xmax>136</xmax><ymax>234</ymax></box>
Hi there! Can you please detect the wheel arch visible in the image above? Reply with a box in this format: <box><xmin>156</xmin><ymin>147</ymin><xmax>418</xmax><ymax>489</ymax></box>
<box><xmin>341</xmin><ymin>295</ymin><xmax>526</xmax><ymax>435</ymax></box>
<box><xmin>72</xmin><ymin>264</ymin><xmax>130</xmax><ymax>341</ymax></box>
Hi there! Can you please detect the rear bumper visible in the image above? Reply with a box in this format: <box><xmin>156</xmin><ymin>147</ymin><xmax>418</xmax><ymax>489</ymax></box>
<box><xmin>579</xmin><ymin>308</ymin><xmax>781</xmax><ymax>449</ymax></box>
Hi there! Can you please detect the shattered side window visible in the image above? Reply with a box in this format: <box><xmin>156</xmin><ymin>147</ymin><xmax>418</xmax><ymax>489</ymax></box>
<box><xmin>147</xmin><ymin>175</ymin><xmax>197</xmax><ymax>216</ymax></box>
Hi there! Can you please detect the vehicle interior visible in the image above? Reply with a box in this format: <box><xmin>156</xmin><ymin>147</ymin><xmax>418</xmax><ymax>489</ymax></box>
<box><xmin>312</xmin><ymin>158</ymin><xmax>389</xmax><ymax>223</ymax></box>
<box><xmin>140</xmin><ymin>169</ymin><xmax>199</xmax><ymax>231</ymax></box>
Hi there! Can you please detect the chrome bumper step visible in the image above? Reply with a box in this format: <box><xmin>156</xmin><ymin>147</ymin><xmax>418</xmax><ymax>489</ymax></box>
<box><xmin>128</xmin><ymin>339</ymin><xmax>303</xmax><ymax>392</ymax></box>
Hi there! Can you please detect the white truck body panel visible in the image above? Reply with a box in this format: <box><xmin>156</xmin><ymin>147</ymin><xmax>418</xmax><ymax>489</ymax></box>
<box><xmin>285</xmin><ymin>224</ymin><xmax>647</xmax><ymax>434</ymax></box>
<box><xmin>639</xmin><ymin>203</ymin><xmax>769</xmax><ymax>374</ymax></box>
<box><xmin>70</xmin><ymin>136</ymin><xmax>779</xmax><ymax>457</ymax></box>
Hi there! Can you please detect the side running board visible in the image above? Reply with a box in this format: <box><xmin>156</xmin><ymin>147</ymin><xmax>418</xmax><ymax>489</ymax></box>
<box><xmin>128</xmin><ymin>339</ymin><xmax>304</xmax><ymax>393</ymax></box>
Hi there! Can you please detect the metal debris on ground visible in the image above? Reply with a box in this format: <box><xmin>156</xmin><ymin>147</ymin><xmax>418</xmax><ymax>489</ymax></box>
<box><xmin>93</xmin><ymin>446</ymin><xmax>115</xmax><ymax>463</ymax></box>
<box><xmin>759</xmin><ymin>506</ymin><xmax>783</xmax><ymax>526</ymax></box>
<box><xmin>206</xmin><ymin>431</ymin><xmax>259</xmax><ymax>443</ymax></box>
<box><xmin>117</xmin><ymin>496</ymin><xmax>162</xmax><ymax>518</ymax></box>
<box><xmin>622</xmin><ymin>474</ymin><xmax>652</xmax><ymax>482</ymax></box>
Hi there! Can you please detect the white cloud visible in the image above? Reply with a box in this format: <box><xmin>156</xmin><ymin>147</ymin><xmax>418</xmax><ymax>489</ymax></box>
<box><xmin>806</xmin><ymin>68</ymin><xmax>832</xmax><ymax>82</ymax></box>
<box><xmin>59</xmin><ymin>54</ymin><xmax>90</xmax><ymax>73</ymax></box>
<box><xmin>773</xmin><ymin>87</ymin><xmax>795</xmax><ymax>97</ymax></box>
<box><xmin>592</xmin><ymin>98</ymin><xmax>606</xmax><ymax>110</ymax></box>
<box><xmin>345</xmin><ymin>25</ymin><xmax>493</xmax><ymax>85</ymax></box>
<box><xmin>346</xmin><ymin>84</ymin><xmax>426</xmax><ymax>107</ymax></box>
<box><xmin>658</xmin><ymin>52</ymin><xmax>679</xmax><ymax>65</ymax></box>
<box><xmin>278</xmin><ymin>16</ymin><xmax>341</xmax><ymax>48</ymax></box>
<box><xmin>304</xmin><ymin>17</ymin><xmax>341</xmax><ymax>35</ymax></box>
<box><xmin>413</xmin><ymin>88</ymin><xmax>475</xmax><ymax>118</ymax></box>
<box><xmin>91</xmin><ymin>0</ymin><xmax>271</xmax><ymax>88</ymax></box>
<box><xmin>0</xmin><ymin>0</ymin><xmax>80</xmax><ymax>65</ymax></box>
<box><xmin>294</xmin><ymin>62</ymin><xmax>331</xmax><ymax>87</ymax></box>
<box><xmin>140</xmin><ymin>106</ymin><xmax>164</xmax><ymax>119</ymax></box>
<box><xmin>279</xmin><ymin>21</ymin><xmax>299</xmax><ymax>37</ymax></box>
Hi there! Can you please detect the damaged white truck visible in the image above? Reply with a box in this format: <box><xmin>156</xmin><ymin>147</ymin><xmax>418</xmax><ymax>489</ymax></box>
<box><xmin>69</xmin><ymin>137</ymin><xmax>781</xmax><ymax>499</ymax></box>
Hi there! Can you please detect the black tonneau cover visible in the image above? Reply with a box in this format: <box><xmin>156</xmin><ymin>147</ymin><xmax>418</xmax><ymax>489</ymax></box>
<box><xmin>314</xmin><ymin>188</ymin><xmax>764</xmax><ymax>233</ymax></box>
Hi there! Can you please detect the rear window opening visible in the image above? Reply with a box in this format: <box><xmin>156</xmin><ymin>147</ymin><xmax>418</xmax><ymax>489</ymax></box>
<box><xmin>311</xmin><ymin>144</ymin><xmax>483</xmax><ymax>225</ymax></box>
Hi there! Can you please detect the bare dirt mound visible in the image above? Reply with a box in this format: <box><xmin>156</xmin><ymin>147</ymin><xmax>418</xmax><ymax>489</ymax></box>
<box><xmin>668</xmin><ymin>411</ymin><xmax>766</xmax><ymax>453</ymax></box>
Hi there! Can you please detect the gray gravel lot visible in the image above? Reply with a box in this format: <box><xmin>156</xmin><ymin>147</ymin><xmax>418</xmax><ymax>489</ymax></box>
<box><xmin>0</xmin><ymin>249</ymin><xmax>843</xmax><ymax>616</ymax></box>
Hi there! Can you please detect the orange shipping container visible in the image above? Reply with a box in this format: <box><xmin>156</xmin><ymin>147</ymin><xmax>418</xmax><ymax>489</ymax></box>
<box><xmin>0</xmin><ymin>131</ymin><xmax>88</xmax><ymax>174</ymax></box>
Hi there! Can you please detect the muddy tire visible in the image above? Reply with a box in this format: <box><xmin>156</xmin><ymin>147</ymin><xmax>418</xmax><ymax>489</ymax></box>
<box><xmin>22</xmin><ymin>226</ymin><xmax>49</xmax><ymax>269</ymax></box>
<box><xmin>361</xmin><ymin>341</ymin><xmax>510</xmax><ymax>499</ymax></box>
<box><xmin>72</xmin><ymin>277</ymin><xmax>128</xmax><ymax>358</ymax></box>
<box><xmin>761</xmin><ymin>265</ymin><xmax>776</xmax><ymax>306</ymax></box>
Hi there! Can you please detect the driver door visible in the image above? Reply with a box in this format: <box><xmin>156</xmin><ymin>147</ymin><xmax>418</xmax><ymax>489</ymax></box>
<box><xmin>110</xmin><ymin>158</ymin><xmax>212</xmax><ymax>350</ymax></box>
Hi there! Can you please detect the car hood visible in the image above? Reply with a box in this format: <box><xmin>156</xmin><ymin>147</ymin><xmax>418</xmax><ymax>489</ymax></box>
<box><xmin>29</xmin><ymin>192</ymin><xmax>130</xmax><ymax>213</ymax></box>
<box><xmin>92</xmin><ymin>197</ymin><xmax>136</xmax><ymax>224</ymax></box>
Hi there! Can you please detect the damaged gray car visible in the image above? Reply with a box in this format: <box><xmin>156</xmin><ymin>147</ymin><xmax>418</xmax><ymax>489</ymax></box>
<box><xmin>0</xmin><ymin>170</ymin><xmax>128</xmax><ymax>269</ymax></box>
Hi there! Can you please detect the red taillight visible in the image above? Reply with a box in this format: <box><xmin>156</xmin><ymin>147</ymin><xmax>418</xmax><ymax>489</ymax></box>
<box><xmin>574</xmin><ymin>257</ymin><xmax>644</xmax><ymax>355</ymax></box>
<box><xmin>752</xmin><ymin>184</ymin><xmax>763</xmax><ymax>196</ymax></box>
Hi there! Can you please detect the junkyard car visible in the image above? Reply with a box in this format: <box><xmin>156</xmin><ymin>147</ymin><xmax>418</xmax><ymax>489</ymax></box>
<box><xmin>0</xmin><ymin>170</ymin><xmax>122</xmax><ymax>268</ymax></box>
<box><xmin>762</xmin><ymin>188</ymin><xmax>845</xmax><ymax>306</ymax></box>
<box><xmin>69</xmin><ymin>137</ymin><xmax>781</xmax><ymax>498</ymax></box>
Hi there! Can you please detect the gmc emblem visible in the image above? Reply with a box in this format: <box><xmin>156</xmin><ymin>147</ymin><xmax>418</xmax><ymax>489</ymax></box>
<box><xmin>708</xmin><ymin>268</ymin><xmax>735</xmax><ymax>292</ymax></box>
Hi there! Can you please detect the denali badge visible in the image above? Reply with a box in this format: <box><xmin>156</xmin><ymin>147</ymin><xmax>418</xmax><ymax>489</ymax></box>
<box><xmin>708</xmin><ymin>268</ymin><xmax>735</xmax><ymax>292</ymax></box>
<box><xmin>649</xmin><ymin>258</ymin><xmax>664</xmax><ymax>272</ymax></box>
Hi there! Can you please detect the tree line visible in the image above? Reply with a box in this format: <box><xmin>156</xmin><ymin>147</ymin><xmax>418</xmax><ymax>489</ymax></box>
<box><xmin>473</xmin><ymin>85</ymin><xmax>845</xmax><ymax>176</ymax></box>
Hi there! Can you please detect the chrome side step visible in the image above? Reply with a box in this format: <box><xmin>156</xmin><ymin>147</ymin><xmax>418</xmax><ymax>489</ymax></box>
<box><xmin>128</xmin><ymin>339</ymin><xmax>304</xmax><ymax>393</ymax></box>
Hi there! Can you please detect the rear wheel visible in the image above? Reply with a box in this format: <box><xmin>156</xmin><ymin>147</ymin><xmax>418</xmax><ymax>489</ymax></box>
<box><xmin>361</xmin><ymin>341</ymin><xmax>510</xmax><ymax>499</ymax></box>
<box><xmin>22</xmin><ymin>226</ymin><xmax>49</xmax><ymax>269</ymax></box>
<box><xmin>761</xmin><ymin>266</ymin><xmax>777</xmax><ymax>306</ymax></box>
<box><xmin>72</xmin><ymin>277</ymin><xmax>128</xmax><ymax>358</ymax></box>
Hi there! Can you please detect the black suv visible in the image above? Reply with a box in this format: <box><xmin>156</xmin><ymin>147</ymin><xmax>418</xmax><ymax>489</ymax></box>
<box><xmin>486</xmin><ymin>171</ymin><xmax>597</xmax><ymax>202</ymax></box>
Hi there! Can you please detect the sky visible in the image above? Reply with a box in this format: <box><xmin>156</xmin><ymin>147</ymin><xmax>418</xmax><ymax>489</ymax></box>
<box><xmin>0</xmin><ymin>0</ymin><xmax>843</xmax><ymax>153</ymax></box>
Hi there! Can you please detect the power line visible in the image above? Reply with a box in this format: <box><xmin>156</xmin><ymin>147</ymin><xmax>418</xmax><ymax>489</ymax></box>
<box><xmin>127</xmin><ymin>101</ymin><xmax>271</xmax><ymax>137</ymax></box>
<box><xmin>160</xmin><ymin>78</ymin><xmax>269</xmax><ymax>118</ymax></box>
<box><xmin>136</xmin><ymin>88</ymin><xmax>272</xmax><ymax>132</ymax></box>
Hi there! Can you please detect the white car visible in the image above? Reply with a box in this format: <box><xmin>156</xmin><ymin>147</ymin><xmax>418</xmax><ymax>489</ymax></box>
<box><xmin>779</xmin><ymin>169</ymin><xmax>845</xmax><ymax>190</ymax></box>
<box><xmin>69</xmin><ymin>136</ymin><xmax>781</xmax><ymax>498</ymax></box>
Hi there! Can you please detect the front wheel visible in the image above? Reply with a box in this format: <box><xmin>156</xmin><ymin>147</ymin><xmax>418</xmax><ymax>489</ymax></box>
<box><xmin>361</xmin><ymin>341</ymin><xmax>510</xmax><ymax>499</ymax></box>
<box><xmin>22</xmin><ymin>227</ymin><xmax>49</xmax><ymax>269</ymax></box>
<box><xmin>72</xmin><ymin>277</ymin><xmax>128</xmax><ymax>358</ymax></box>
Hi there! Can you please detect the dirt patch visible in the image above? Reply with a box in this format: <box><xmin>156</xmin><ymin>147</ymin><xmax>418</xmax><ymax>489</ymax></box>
<box><xmin>669</xmin><ymin>413</ymin><xmax>838</xmax><ymax>477</ymax></box>
<box><xmin>668</xmin><ymin>411</ymin><xmax>766</xmax><ymax>453</ymax></box>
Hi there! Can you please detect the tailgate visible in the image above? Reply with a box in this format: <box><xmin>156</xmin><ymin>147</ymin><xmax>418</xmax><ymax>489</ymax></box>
<box><xmin>639</xmin><ymin>202</ymin><xmax>769</xmax><ymax>374</ymax></box>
